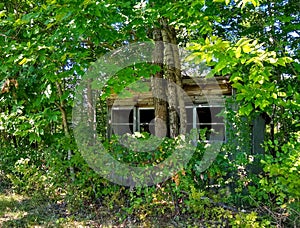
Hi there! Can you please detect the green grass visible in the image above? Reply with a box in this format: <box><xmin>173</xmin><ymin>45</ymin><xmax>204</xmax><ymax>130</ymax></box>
<box><xmin>0</xmin><ymin>175</ymin><xmax>91</xmax><ymax>227</ymax></box>
<box><xmin>0</xmin><ymin>174</ymin><xmax>274</xmax><ymax>227</ymax></box>
<box><xmin>0</xmin><ymin>191</ymin><xmax>177</xmax><ymax>227</ymax></box>
<box><xmin>0</xmin><ymin>191</ymin><xmax>90</xmax><ymax>227</ymax></box>
<box><xmin>0</xmin><ymin>188</ymin><xmax>204</xmax><ymax>227</ymax></box>
<box><xmin>0</xmin><ymin>186</ymin><xmax>177</xmax><ymax>227</ymax></box>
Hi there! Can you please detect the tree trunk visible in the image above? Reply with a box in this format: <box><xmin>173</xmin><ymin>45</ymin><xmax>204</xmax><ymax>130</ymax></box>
<box><xmin>151</xmin><ymin>28</ymin><xmax>168</xmax><ymax>138</ymax></box>
<box><xmin>161</xmin><ymin>25</ymin><xmax>179</xmax><ymax>138</ymax></box>
<box><xmin>161</xmin><ymin>17</ymin><xmax>186</xmax><ymax>138</ymax></box>
<box><xmin>168</xmin><ymin>25</ymin><xmax>187</xmax><ymax>135</ymax></box>
<box><xmin>86</xmin><ymin>78</ymin><xmax>97</xmax><ymax>143</ymax></box>
<box><xmin>55</xmin><ymin>82</ymin><xmax>75</xmax><ymax>182</ymax></box>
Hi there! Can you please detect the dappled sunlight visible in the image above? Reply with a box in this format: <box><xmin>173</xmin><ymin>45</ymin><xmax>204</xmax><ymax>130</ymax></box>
<box><xmin>0</xmin><ymin>193</ymin><xmax>29</xmax><ymax>225</ymax></box>
<box><xmin>0</xmin><ymin>0</ymin><xmax>299</xmax><ymax>227</ymax></box>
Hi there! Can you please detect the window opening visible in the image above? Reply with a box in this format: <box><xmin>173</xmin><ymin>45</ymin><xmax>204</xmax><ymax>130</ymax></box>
<box><xmin>196</xmin><ymin>105</ymin><xmax>225</xmax><ymax>141</ymax></box>
<box><xmin>111</xmin><ymin>107</ymin><xmax>135</xmax><ymax>135</ymax></box>
<box><xmin>110</xmin><ymin>104</ymin><xmax>225</xmax><ymax>141</ymax></box>
<box><xmin>138</xmin><ymin>108</ymin><xmax>155</xmax><ymax>134</ymax></box>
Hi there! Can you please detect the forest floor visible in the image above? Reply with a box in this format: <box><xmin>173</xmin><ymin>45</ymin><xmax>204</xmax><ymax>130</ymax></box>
<box><xmin>0</xmin><ymin>187</ymin><xmax>87</xmax><ymax>227</ymax></box>
<box><xmin>0</xmin><ymin>183</ymin><xmax>207</xmax><ymax>227</ymax></box>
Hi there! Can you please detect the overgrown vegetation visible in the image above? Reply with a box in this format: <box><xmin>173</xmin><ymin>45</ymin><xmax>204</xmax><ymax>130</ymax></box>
<box><xmin>1</xmin><ymin>0</ymin><xmax>299</xmax><ymax>227</ymax></box>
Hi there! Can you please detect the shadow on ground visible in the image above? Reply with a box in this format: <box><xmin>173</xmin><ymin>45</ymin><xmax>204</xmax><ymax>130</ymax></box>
<box><xmin>0</xmin><ymin>189</ymin><xmax>79</xmax><ymax>227</ymax></box>
<box><xmin>0</xmin><ymin>176</ymin><xmax>205</xmax><ymax>227</ymax></box>
<box><xmin>0</xmin><ymin>175</ymin><xmax>90</xmax><ymax>227</ymax></box>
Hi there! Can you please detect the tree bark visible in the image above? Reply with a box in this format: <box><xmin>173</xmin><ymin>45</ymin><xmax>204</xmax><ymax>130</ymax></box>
<box><xmin>86</xmin><ymin>78</ymin><xmax>97</xmax><ymax>143</ymax></box>
<box><xmin>55</xmin><ymin>81</ymin><xmax>75</xmax><ymax>182</ymax></box>
<box><xmin>161</xmin><ymin>23</ymin><xmax>179</xmax><ymax>138</ymax></box>
<box><xmin>151</xmin><ymin>28</ymin><xmax>168</xmax><ymax>138</ymax></box>
<box><xmin>168</xmin><ymin>25</ymin><xmax>187</xmax><ymax>135</ymax></box>
<box><xmin>161</xmin><ymin>17</ymin><xmax>186</xmax><ymax>137</ymax></box>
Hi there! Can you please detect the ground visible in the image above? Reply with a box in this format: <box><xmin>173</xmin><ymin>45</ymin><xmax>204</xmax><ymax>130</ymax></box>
<box><xmin>0</xmin><ymin>184</ymin><xmax>210</xmax><ymax>227</ymax></box>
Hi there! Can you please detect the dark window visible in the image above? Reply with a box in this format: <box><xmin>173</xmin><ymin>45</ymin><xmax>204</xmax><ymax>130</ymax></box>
<box><xmin>139</xmin><ymin>108</ymin><xmax>155</xmax><ymax>134</ymax></box>
<box><xmin>196</xmin><ymin>106</ymin><xmax>225</xmax><ymax>141</ymax></box>
<box><xmin>110</xmin><ymin>105</ymin><xmax>225</xmax><ymax>141</ymax></box>
<box><xmin>111</xmin><ymin>108</ymin><xmax>134</xmax><ymax>135</ymax></box>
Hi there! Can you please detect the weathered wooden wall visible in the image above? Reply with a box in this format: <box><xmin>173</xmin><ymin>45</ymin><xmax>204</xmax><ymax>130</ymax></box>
<box><xmin>107</xmin><ymin>76</ymin><xmax>232</xmax><ymax>107</ymax></box>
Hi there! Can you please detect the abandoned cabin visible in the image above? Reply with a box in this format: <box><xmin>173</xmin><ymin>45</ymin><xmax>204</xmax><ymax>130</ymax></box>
<box><xmin>107</xmin><ymin>76</ymin><xmax>229</xmax><ymax>138</ymax></box>
<box><xmin>106</xmin><ymin>76</ymin><xmax>266</xmax><ymax>155</ymax></box>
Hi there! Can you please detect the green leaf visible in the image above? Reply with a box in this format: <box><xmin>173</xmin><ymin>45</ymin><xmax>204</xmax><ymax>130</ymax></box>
<box><xmin>236</xmin><ymin>37</ymin><xmax>250</xmax><ymax>46</ymax></box>
<box><xmin>261</xmin><ymin>100</ymin><xmax>270</xmax><ymax>109</ymax></box>
<box><xmin>214</xmin><ymin>59</ymin><xmax>227</xmax><ymax>73</ymax></box>
<box><xmin>277</xmin><ymin>58</ymin><xmax>286</xmax><ymax>66</ymax></box>
<box><xmin>254</xmin><ymin>99</ymin><xmax>261</xmax><ymax>108</ymax></box>
<box><xmin>251</xmin><ymin>0</ymin><xmax>259</xmax><ymax>7</ymax></box>
<box><xmin>185</xmin><ymin>52</ymin><xmax>200</xmax><ymax>62</ymax></box>
<box><xmin>278</xmin><ymin>92</ymin><xmax>286</xmax><ymax>97</ymax></box>
<box><xmin>0</xmin><ymin>10</ymin><xmax>6</xmax><ymax>18</ymax></box>
<box><xmin>61</xmin><ymin>92</ymin><xmax>70</xmax><ymax>101</ymax></box>
<box><xmin>293</xmin><ymin>62</ymin><xmax>300</xmax><ymax>72</ymax></box>
<box><xmin>242</xmin><ymin>45</ymin><xmax>251</xmax><ymax>53</ymax></box>
<box><xmin>232</xmin><ymin>82</ymin><xmax>243</xmax><ymax>90</ymax></box>
<box><xmin>258</xmin><ymin>79</ymin><xmax>264</xmax><ymax>84</ymax></box>
<box><xmin>18</xmin><ymin>58</ymin><xmax>27</xmax><ymax>65</ymax></box>
<box><xmin>268</xmin><ymin>58</ymin><xmax>277</xmax><ymax>64</ymax></box>
<box><xmin>239</xmin><ymin>103</ymin><xmax>253</xmax><ymax>116</ymax></box>
<box><xmin>235</xmin><ymin>47</ymin><xmax>241</xmax><ymax>59</ymax></box>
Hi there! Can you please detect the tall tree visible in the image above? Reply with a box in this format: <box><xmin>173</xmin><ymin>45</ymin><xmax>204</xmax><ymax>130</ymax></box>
<box><xmin>151</xmin><ymin>28</ymin><xmax>168</xmax><ymax>138</ymax></box>
<box><xmin>0</xmin><ymin>0</ymin><xmax>126</xmax><ymax>178</ymax></box>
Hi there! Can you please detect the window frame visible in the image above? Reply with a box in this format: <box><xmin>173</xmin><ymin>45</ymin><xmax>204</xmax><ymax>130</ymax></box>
<box><xmin>193</xmin><ymin>104</ymin><xmax>226</xmax><ymax>142</ymax></box>
<box><xmin>109</xmin><ymin>104</ymin><xmax>226</xmax><ymax>142</ymax></box>
<box><xmin>137</xmin><ymin>107</ymin><xmax>155</xmax><ymax>133</ymax></box>
<box><xmin>110</xmin><ymin>106</ymin><xmax>137</xmax><ymax>136</ymax></box>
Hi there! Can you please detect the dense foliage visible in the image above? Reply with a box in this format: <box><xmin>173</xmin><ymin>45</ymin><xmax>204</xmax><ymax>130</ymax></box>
<box><xmin>0</xmin><ymin>0</ymin><xmax>299</xmax><ymax>226</ymax></box>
